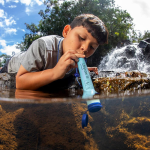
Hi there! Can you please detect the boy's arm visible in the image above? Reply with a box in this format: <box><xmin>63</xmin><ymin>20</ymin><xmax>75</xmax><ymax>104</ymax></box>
<box><xmin>16</xmin><ymin>65</ymin><xmax>57</xmax><ymax>90</ymax></box>
<box><xmin>16</xmin><ymin>50</ymin><xmax>85</xmax><ymax>90</ymax></box>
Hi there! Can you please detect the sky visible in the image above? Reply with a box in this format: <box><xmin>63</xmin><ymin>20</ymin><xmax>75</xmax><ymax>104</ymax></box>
<box><xmin>115</xmin><ymin>0</ymin><xmax>150</xmax><ymax>33</ymax></box>
<box><xmin>0</xmin><ymin>0</ymin><xmax>45</xmax><ymax>56</ymax></box>
<box><xmin>0</xmin><ymin>0</ymin><xmax>150</xmax><ymax>56</ymax></box>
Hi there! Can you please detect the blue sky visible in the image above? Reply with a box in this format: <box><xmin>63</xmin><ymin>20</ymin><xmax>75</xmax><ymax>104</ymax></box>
<box><xmin>0</xmin><ymin>0</ymin><xmax>45</xmax><ymax>56</ymax></box>
<box><xmin>0</xmin><ymin>0</ymin><xmax>150</xmax><ymax>56</ymax></box>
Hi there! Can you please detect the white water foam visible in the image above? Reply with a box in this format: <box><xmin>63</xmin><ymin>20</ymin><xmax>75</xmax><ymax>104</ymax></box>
<box><xmin>98</xmin><ymin>43</ymin><xmax>150</xmax><ymax>73</ymax></box>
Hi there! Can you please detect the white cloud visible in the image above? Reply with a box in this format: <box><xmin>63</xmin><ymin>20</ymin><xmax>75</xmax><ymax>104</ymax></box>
<box><xmin>0</xmin><ymin>9</ymin><xmax>16</xmax><ymax>28</ymax></box>
<box><xmin>5</xmin><ymin>17</ymin><xmax>16</xmax><ymax>26</ymax></box>
<box><xmin>2</xmin><ymin>0</ymin><xmax>44</xmax><ymax>15</ymax></box>
<box><xmin>20</xmin><ymin>29</ymin><xmax>25</xmax><ymax>32</ymax></box>
<box><xmin>23</xmin><ymin>0</ymin><xmax>44</xmax><ymax>15</ymax></box>
<box><xmin>21</xmin><ymin>0</ymin><xmax>43</xmax><ymax>6</ymax></box>
<box><xmin>115</xmin><ymin>0</ymin><xmax>150</xmax><ymax>33</ymax></box>
<box><xmin>0</xmin><ymin>0</ymin><xmax>4</xmax><ymax>5</ymax></box>
<box><xmin>20</xmin><ymin>0</ymin><xmax>31</xmax><ymax>6</ymax></box>
<box><xmin>0</xmin><ymin>9</ymin><xmax>5</xmax><ymax>18</ymax></box>
<box><xmin>25</xmin><ymin>7</ymin><xmax>31</xmax><ymax>15</ymax></box>
<box><xmin>5</xmin><ymin>28</ymin><xmax>17</xmax><ymax>35</ymax></box>
<box><xmin>6</xmin><ymin>0</ymin><xmax>19</xmax><ymax>3</ymax></box>
<box><xmin>5</xmin><ymin>0</ymin><xmax>43</xmax><ymax>6</ymax></box>
<box><xmin>0</xmin><ymin>40</ymin><xmax>6</xmax><ymax>47</ymax></box>
<box><xmin>17</xmin><ymin>28</ymin><xmax>25</xmax><ymax>32</ymax></box>
<box><xmin>0</xmin><ymin>22</ymin><xmax>3</xmax><ymax>27</ymax></box>
<box><xmin>8</xmin><ymin>5</ymin><xmax>17</xmax><ymax>8</ymax></box>
<box><xmin>35</xmin><ymin>0</ymin><xmax>43</xmax><ymax>5</ymax></box>
<box><xmin>0</xmin><ymin>40</ymin><xmax>20</xmax><ymax>55</ymax></box>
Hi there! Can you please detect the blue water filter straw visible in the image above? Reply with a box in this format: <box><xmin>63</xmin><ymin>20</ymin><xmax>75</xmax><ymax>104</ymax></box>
<box><xmin>77</xmin><ymin>58</ymin><xmax>102</xmax><ymax>128</ymax></box>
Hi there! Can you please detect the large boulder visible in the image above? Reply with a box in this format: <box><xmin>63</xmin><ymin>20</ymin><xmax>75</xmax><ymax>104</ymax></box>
<box><xmin>138</xmin><ymin>38</ymin><xmax>150</xmax><ymax>56</ymax></box>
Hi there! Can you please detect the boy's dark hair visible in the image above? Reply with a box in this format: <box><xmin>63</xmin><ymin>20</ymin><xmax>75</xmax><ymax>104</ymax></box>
<box><xmin>70</xmin><ymin>14</ymin><xmax>108</xmax><ymax>45</ymax></box>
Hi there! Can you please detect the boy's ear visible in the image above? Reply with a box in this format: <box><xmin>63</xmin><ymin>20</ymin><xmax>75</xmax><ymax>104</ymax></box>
<box><xmin>62</xmin><ymin>25</ymin><xmax>71</xmax><ymax>38</ymax></box>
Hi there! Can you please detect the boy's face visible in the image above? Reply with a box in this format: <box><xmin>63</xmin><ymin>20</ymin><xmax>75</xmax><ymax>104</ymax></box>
<box><xmin>62</xmin><ymin>25</ymin><xmax>99</xmax><ymax>58</ymax></box>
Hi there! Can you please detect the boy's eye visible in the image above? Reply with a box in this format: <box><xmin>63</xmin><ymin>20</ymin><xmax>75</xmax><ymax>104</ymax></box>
<box><xmin>79</xmin><ymin>36</ymin><xmax>85</xmax><ymax>41</ymax></box>
<box><xmin>90</xmin><ymin>45</ymin><xmax>94</xmax><ymax>50</ymax></box>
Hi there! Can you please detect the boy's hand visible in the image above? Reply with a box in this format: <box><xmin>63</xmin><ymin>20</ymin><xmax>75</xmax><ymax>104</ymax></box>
<box><xmin>88</xmin><ymin>67</ymin><xmax>99</xmax><ymax>75</ymax></box>
<box><xmin>53</xmin><ymin>50</ymin><xmax>85</xmax><ymax>79</ymax></box>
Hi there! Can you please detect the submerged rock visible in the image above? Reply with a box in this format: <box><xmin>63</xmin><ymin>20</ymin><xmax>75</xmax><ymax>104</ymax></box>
<box><xmin>0</xmin><ymin>102</ymin><xmax>98</xmax><ymax>150</ymax></box>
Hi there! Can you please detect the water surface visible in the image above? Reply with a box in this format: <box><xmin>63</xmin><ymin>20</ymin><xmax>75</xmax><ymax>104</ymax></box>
<box><xmin>0</xmin><ymin>88</ymin><xmax>150</xmax><ymax>149</ymax></box>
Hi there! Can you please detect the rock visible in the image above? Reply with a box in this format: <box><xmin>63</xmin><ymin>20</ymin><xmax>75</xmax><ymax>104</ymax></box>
<box><xmin>117</xmin><ymin>40</ymin><xmax>131</xmax><ymax>48</ymax></box>
<box><xmin>0</xmin><ymin>102</ymin><xmax>98</xmax><ymax>150</ymax></box>
<box><xmin>0</xmin><ymin>73</ymin><xmax>16</xmax><ymax>89</ymax></box>
<box><xmin>98</xmin><ymin>71</ymin><xmax>116</xmax><ymax>78</ymax></box>
<box><xmin>125</xmin><ymin>45</ymin><xmax>136</xmax><ymax>58</ymax></box>
<box><xmin>93</xmin><ymin>71</ymin><xmax>150</xmax><ymax>92</ymax></box>
<box><xmin>138</xmin><ymin>38</ymin><xmax>150</xmax><ymax>56</ymax></box>
<box><xmin>117</xmin><ymin>57</ymin><xmax>128</xmax><ymax>68</ymax></box>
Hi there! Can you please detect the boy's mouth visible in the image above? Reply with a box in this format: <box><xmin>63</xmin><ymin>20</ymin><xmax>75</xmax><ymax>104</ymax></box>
<box><xmin>77</xmin><ymin>50</ymin><xmax>84</xmax><ymax>54</ymax></box>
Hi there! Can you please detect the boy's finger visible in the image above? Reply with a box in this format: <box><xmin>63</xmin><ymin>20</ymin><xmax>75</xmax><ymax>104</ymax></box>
<box><xmin>64</xmin><ymin>53</ymin><xmax>79</xmax><ymax>62</ymax></box>
<box><xmin>64</xmin><ymin>49</ymin><xmax>77</xmax><ymax>54</ymax></box>
<box><xmin>64</xmin><ymin>50</ymin><xmax>85</xmax><ymax>57</ymax></box>
<box><xmin>75</xmin><ymin>53</ymin><xmax>85</xmax><ymax>58</ymax></box>
<box><xmin>66</xmin><ymin>59</ymin><xmax>76</xmax><ymax>68</ymax></box>
<box><xmin>63</xmin><ymin>50</ymin><xmax>85</xmax><ymax>62</ymax></box>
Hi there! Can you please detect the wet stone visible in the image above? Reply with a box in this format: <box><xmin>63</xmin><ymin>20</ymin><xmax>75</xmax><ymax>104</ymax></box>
<box><xmin>0</xmin><ymin>73</ymin><xmax>16</xmax><ymax>89</ymax></box>
<box><xmin>1</xmin><ymin>71</ymin><xmax>150</xmax><ymax>92</ymax></box>
<box><xmin>93</xmin><ymin>71</ymin><xmax>150</xmax><ymax>93</ymax></box>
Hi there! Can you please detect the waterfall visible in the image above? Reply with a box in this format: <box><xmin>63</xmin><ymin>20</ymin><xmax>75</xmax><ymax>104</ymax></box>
<box><xmin>98</xmin><ymin>43</ymin><xmax>150</xmax><ymax>73</ymax></box>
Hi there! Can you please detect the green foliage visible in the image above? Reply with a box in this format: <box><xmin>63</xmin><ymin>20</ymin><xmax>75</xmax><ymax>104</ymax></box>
<box><xmin>138</xmin><ymin>30</ymin><xmax>150</xmax><ymax>42</ymax></box>
<box><xmin>37</xmin><ymin>0</ymin><xmax>75</xmax><ymax>36</ymax></box>
<box><xmin>0</xmin><ymin>54</ymin><xmax>11</xmax><ymax>67</ymax></box>
<box><xmin>17</xmin><ymin>0</ymin><xmax>76</xmax><ymax>51</ymax></box>
<box><xmin>16</xmin><ymin>0</ymin><xmax>136</xmax><ymax>66</ymax></box>
<box><xmin>68</xmin><ymin>0</ymin><xmax>134</xmax><ymax>66</ymax></box>
<box><xmin>16</xmin><ymin>33</ymin><xmax>42</xmax><ymax>51</ymax></box>
<box><xmin>130</xmin><ymin>30</ymin><xmax>150</xmax><ymax>43</ymax></box>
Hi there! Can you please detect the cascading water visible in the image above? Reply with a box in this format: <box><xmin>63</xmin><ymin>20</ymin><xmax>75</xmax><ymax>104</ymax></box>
<box><xmin>98</xmin><ymin>43</ymin><xmax>150</xmax><ymax>74</ymax></box>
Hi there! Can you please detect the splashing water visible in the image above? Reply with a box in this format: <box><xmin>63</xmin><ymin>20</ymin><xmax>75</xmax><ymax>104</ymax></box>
<box><xmin>98</xmin><ymin>43</ymin><xmax>150</xmax><ymax>73</ymax></box>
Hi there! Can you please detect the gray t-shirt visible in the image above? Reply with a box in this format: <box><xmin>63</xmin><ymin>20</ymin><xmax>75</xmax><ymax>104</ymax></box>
<box><xmin>8</xmin><ymin>35</ymin><xmax>64</xmax><ymax>73</ymax></box>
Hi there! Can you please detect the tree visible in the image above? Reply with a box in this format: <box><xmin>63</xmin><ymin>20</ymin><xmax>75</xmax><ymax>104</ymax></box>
<box><xmin>0</xmin><ymin>54</ymin><xmax>11</xmax><ymax>67</ymax></box>
<box><xmin>17</xmin><ymin>0</ymin><xmax>135</xmax><ymax>66</ymax></box>
<box><xmin>138</xmin><ymin>30</ymin><xmax>150</xmax><ymax>42</ymax></box>
<box><xmin>130</xmin><ymin>30</ymin><xmax>150</xmax><ymax>43</ymax></box>
<box><xmin>17</xmin><ymin>0</ymin><xmax>76</xmax><ymax>51</ymax></box>
<box><xmin>16</xmin><ymin>33</ymin><xmax>42</xmax><ymax>51</ymax></box>
<box><xmin>69</xmin><ymin>0</ymin><xmax>134</xmax><ymax>66</ymax></box>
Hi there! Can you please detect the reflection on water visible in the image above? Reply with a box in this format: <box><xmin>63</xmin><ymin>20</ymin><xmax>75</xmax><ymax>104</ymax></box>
<box><xmin>0</xmin><ymin>88</ymin><xmax>83</xmax><ymax>102</ymax></box>
<box><xmin>0</xmin><ymin>88</ymin><xmax>150</xmax><ymax>149</ymax></box>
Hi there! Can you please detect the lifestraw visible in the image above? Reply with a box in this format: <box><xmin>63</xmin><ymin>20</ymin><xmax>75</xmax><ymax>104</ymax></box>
<box><xmin>77</xmin><ymin>58</ymin><xmax>102</xmax><ymax>128</ymax></box>
<box><xmin>77</xmin><ymin>58</ymin><xmax>97</xmax><ymax>95</ymax></box>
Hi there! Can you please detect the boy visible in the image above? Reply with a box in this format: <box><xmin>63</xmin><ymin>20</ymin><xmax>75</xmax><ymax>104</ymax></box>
<box><xmin>2</xmin><ymin>14</ymin><xmax>108</xmax><ymax>90</ymax></box>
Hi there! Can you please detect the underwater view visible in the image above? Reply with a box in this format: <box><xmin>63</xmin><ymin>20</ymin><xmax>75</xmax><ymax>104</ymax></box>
<box><xmin>0</xmin><ymin>88</ymin><xmax>150</xmax><ymax>150</ymax></box>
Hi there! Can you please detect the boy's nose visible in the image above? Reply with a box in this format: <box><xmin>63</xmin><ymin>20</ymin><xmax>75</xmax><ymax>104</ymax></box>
<box><xmin>81</xmin><ymin>44</ymin><xmax>89</xmax><ymax>53</ymax></box>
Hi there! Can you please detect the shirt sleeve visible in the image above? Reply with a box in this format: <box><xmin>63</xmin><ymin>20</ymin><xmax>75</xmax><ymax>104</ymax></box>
<box><xmin>21</xmin><ymin>39</ymin><xmax>46</xmax><ymax>72</ymax></box>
